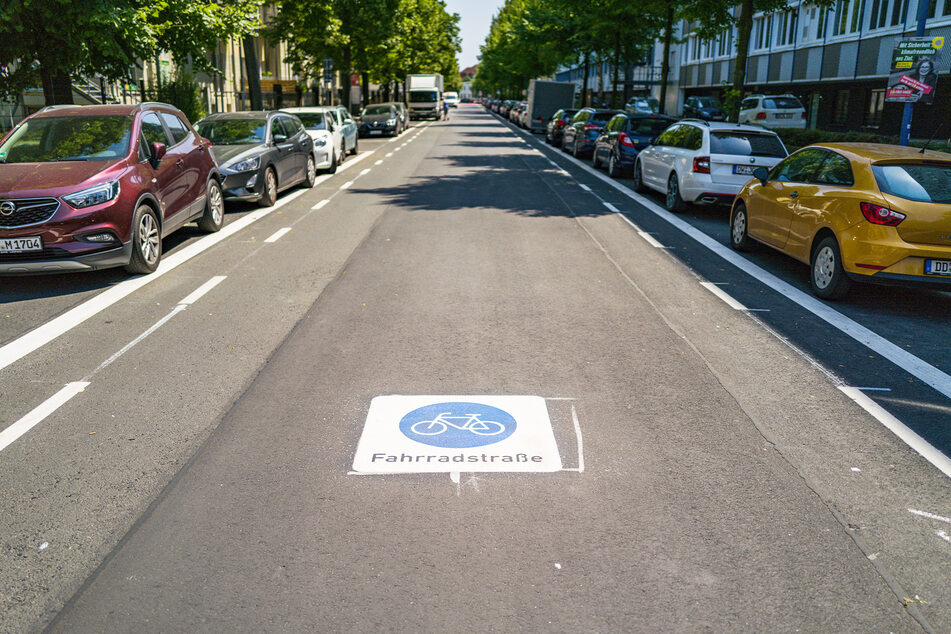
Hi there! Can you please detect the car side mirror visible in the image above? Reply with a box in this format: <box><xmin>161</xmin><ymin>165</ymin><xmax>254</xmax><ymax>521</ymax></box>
<box><xmin>150</xmin><ymin>142</ymin><xmax>166</xmax><ymax>165</ymax></box>
<box><xmin>273</xmin><ymin>133</ymin><xmax>287</xmax><ymax>144</ymax></box>
<box><xmin>649</xmin><ymin>137</ymin><xmax>657</xmax><ymax>146</ymax></box>
<box><xmin>753</xmin><ymin>166</ymin><xmax>769</xmax><ymax>185</ymax></box>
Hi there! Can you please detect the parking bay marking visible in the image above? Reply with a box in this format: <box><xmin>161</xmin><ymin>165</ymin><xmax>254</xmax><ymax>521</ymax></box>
<box><xmin>351</xmin><ymin>395</ymin><xmax>564</xmax><ymax>474</ymax></box>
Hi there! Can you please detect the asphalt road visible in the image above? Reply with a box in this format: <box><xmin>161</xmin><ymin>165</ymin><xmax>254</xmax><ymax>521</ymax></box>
<box><xmin>1</xmin><ymin>106</ymin><xmax>949</xmax><ymax>632</ymax></box>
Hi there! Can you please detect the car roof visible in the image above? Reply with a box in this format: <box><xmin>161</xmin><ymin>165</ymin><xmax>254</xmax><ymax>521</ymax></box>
<box><xmin>33</xmin><ymin>102</ymin><xmax>181</xmax><ymax>118</ymax></box>
<box><xmin>199</xmin><ymin>111</ymin><xmax>272</xmax><ymax>121</ymax></box>
<box><xmin>808</xmin><ymin>142</ymin><xmax>951</xmax><ymax>163</ymax></box>
<box><xmin>680</xmin><ymin>119</ymin><xmax>780</xmax><ymax>134</ymax></box>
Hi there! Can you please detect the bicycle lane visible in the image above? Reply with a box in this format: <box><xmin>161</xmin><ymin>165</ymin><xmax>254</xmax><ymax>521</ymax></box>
<box><xmin>50</xmin><ymin>108</ymin><xmax>917</xmax><ymax>631</ymax></box>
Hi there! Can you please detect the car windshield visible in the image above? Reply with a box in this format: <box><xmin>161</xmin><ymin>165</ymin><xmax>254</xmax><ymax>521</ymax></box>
<box><xmin>629</xmin><ymin>118</ymin><xmax>673</xmax><ymax>136</ymax></box>
<box><xmin>0</xmin><ymin>115</ymin><xmax>132</xmax><ymax>163</ymax></box>
<box><xmin>710</xmin><ymin>131</ymin><xmax>786</xmax><ymax>158</ymax></box>
<box><xmin>591</xmin><ymin>112</ymin><xmax>617</xmax><ymax>124</ymax></box>
<box><xmin>294</xmin><ymin>113</ymin><xmax>326</xmax><ymax>130</ymax></box>
<box><xmin>195</xmin><ymin>119</ymin><xmax>266</xmax><ymax>144</ymax></box>
<box><xmin>410</xmin><ymin>91</ymin><xmax>438</xmax><ymax>103</ymax></box>
<box><xmin>763</xmin><ymin>97</ymin><xmax>803</xmax><ymax>109</ymax></box>
<box><xmin>873</xmin><ymin>163</ymin><xmax>951</xmax><ymax>204</ymax></box>
<box><xmin>363</xmin><ymin>106</ymin><xmax>392</xmax><ymax>116</ymax></box>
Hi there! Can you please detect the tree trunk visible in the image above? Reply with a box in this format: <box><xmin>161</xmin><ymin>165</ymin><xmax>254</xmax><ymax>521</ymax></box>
<box><xmin>243</xmin><ymin>36</ymin><xmax>263</xmax><ymax>110</ymax></box>
<box><xmin>581</xmin><ymin>52</ymin><xmax>590</xmax><ymax>107</ymax></box>
<box><xmin>597</xmin><ymin>54</ymin><xmax>605</xmax><ymax>106</ymax></box>
<box><xmin>730</xmin><ymin>0</ymin><xmax>755</xmax><ymax>122</ymax></box>
<box><xmin>343</xmin><ymin>45</ymin><xmax>353</xmax><ymax>112</ymax></box>
<box><xmin>40</xmin><ymin>68</ymin><xmax>73</xmax><ymax>105</ymax></box>
<box><xmin>612</xmin><ymin>32</ymin><xmax>621</xmax><ymax>109</ymax></box>
<box><xmin>361</xmin><ymin>71</ymin><xmax>370</xmax><ymax>107</ymax></box>
<box><xmin>659</xmin><ymin>3</ymin><xmax>674</xmax><ymax>115</ymax></box>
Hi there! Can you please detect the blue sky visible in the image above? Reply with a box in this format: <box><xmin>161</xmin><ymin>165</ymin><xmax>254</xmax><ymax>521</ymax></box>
<box><xmin>444</xmin><ymin>0</ymin><xmax>507</xmax><ymax>70</ymax></box>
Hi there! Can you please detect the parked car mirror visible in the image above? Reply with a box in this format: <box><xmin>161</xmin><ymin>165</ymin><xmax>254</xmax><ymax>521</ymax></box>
<box><xmin>649</xmin><ymin>137</ymin><xmax>657</xmax><ymax>146</ymax></box>
<box><xmin>150</xmin><ymin>142</ymin><xmax>166</xmax><ymax>165</ymax></box>
<box><xmin>273</xmin><ymin>133</ymin><xmax>288</xmax><ymax>144</ymax></box>
<box><xmin>753</xmin><ymin>166</ymin><xmax>769</xmax><ymax>185</ymax></box>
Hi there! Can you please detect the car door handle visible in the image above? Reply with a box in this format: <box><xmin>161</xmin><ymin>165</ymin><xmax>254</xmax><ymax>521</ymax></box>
<box><xmin>176</xmin><ymin>159</ymin><xmax>185</xmax><ymax>168</ymax></box>
<box><xmin>789</xmin><ymin>191</ymin><xmax>799</xmax><ymax>198</ymax></box>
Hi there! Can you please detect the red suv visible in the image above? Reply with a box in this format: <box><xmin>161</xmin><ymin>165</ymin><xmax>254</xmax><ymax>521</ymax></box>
<box><xmin>0</xmin><ymin>102</ymin><xmax>223</xmax><ymax>274</ymax></box>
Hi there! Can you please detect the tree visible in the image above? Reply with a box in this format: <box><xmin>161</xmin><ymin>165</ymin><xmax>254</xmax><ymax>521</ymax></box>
<box><xmin>0</xmin><ymin>0</ymin><xmax>262</xmax><ymax>106</ymax></box>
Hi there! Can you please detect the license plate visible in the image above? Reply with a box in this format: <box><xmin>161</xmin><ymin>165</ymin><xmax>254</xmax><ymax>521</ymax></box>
<box><xmin>0</xmin><ymin>236</ymin><xmax>42</xmax><ymax>253</ymax></box>
<box><xmin>733</xmin><ymin>165</ymin><xmax>755</xmax><ymax>175</ymax></box>
<box><xmin>925</xmin><ymin>259</ymin><xmax>951</xmax><ymax>276</ymax></box>
<box><xmin>369</xmin><ymin>130</ymin><xmax>383</xmax><ymax>135</ymax></box>
<box><xmin>776</xmin><ymin>113</ymin><xmax>793</xmax><ymax>119</ymax></box>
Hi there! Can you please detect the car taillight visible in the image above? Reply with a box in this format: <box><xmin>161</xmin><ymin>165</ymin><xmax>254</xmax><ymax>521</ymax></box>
<box><xmin>755</xmin><ymin>112</ymin><xmax>766</xmax><ymax>120</ymax></box>
<box><xmin>619</xmin><ymin>133</ymin><xmax>635</xmax><ymax>147</ymax></box>
<box><xmin>801</xmin><ymin>112</ymin><xmax>807</xmax><ymax>119</ymax></box>
<box><xmin>583</xmin><ymin>124</ymin><xmax>599</xmax><ymax>131</ymax></box>
<box><xmin>692</xmin><ymin>156</ymin><xmax>710</xmax><ymax>174</ymax></box>
<box><xmin>556</xmin><ymin>120</ymin><xmax>566</xmax><ymax>128</ymax></box>
<box><xmin>861</xmin><ymin>202</ymin><xmax>905</xmax><ymax>226</ymax></box>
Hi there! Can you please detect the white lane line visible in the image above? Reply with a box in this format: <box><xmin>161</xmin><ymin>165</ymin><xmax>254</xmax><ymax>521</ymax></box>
<box><xmin>339</xmin><ymin>180</ymin><xmax>354</xmax><ymax>190</ymax></box>
<box><xmin>579</xmin><ymin>184</ymin><xmax>592</xmax><ymax>192</ymax></box>
<box><xmin>523</xmin><ymin>123</ymin><xmax>951</xmax><ymax>403</ymax></box>
<box><xmin>374</xmin><ymin>160</ymin><xmax>383</xmax><ymax>165</ymax></box>
<box><xmin>700</xmin><ymin>282</ymin><xmax>748</xmax><ymax>311</ymax></box>
<box><xmin>336</xmin><ymin>150</ymin><xmax>375</xmax><ymax>172</ymax></box>
<box><xmin>909</xmin><ymin>508</ymin><xmax>951</xmax><ymax>524</ymax></box>
<box><xmin>571</xmin><ymin>402</ymin><xmax>585</xmax><ymax>473</ymax></box>
<box><xmin>939</xmin><ymin>531</ymin><xmax>951</xmax><ymax>543</ymax></box>
<box><xmin>385</xmin><ymin>152</ymin><xmax>394</xmax><ymax>157</ymax></box>
<box><xmin>179</xmin><ymin>276</ymin><xmax>227</xmax><ymax>305</ymax></box>
<box><xmin>0</xmin><ymin>188</ymin><xmax>307</xmax><ymax>374</ymax></box>
<box><xmin>90</xmin><ymin>305</ymin><xmax>186</xmax><ymax>375</ymax></box>
<box><xmin>638</xmin><ymin>231</ymin><xmax>666</xmax><ymax>248</ymax></box>
<box><xmin>311</xmin><ymin>199</ymin><xmax>329</xmax><ymax>210</ymax></box>
<box><xmin>840</xmin><ymin>387</ymin><xmax>951</xmax><ymax>479</ymax></box>
<box><xmin>603</xmin><ymin>202</ymin><xmax>619</xmax><ymax>212</ymax></box>
<box><xmin>856</xmin><ymin>387</ymin><xmax>893</xmax><ymax>392</ymax></box>
<box><xmin>0</xmin><ymin>382</ymin><xmax>90</xmax><ymax>453</ymax></box>
<box><xmin>359</xmin><ymin>168</ymin><xmax>371</xmax><ymax>176</ymax></box>
<box><xmin>264</xmin><ymin>227</ymin><xmax>292</xmax><ymax>244</ymax></box>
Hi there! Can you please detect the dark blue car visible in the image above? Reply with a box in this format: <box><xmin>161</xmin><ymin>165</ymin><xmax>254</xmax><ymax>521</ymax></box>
<box><xmin>561</xmin><ymin>108</ymin><xmax>621</xmax><ymax>157</ymax></box>
<box><xmin>591</xmin><ymin>113</ymin><xmax>676</xmax><ymax>178</ymax></box>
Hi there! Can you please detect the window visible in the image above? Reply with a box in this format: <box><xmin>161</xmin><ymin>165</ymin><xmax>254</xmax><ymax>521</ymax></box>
<box><xmin>281</xmin><ymin>116</ymin><xmax>303</xmax><ymax>134</ymax></box>
<box><xmin>873</xmin><ymin>164</ymin><xmax>951</xmax><ymax>203</ymax></box>
<box><xmin>770</xmin><ymin>148</ymin><xmax>828</xmax><ymax>182</ymax></box>
<box><xmin>817</xmin><ymin>5</ymin><xmax>829</xmax><ymax>37</ymax></box>
<box><xmin>684</xmin><ymin>126</ymin><xmax>703</xmax><ymax>150</ymax></box>
<box><xmin>158</xmin><ymin>113</ymin><xmax>189</xmax><ymax>145</ymax></box>
<box><xmin>656</xmin><ymin>124</ymin><xmax>684</xmax><ymax>146</ymax></box>
<box><xmin>865</xmin><ymin>89</ymin><xmax>886</xmax><ymax>128</ymax></box>
<box><xmin>271</xmin><ymin>118</ymin><xmax>288</xmax><ymax>140</ymax></box>
<box><xmin>741</xmin><ymin>98</ymin><xmax>759</xmax><ymax>110</ymax></box>
<box><xmin>775</xmin><ymin>11</ymin><xmax>789</xmax><ymax>45</ymax></box>
<box><xmin>832</xmin><ymin>90</ymin><xmax>850</xmax><ymax>125</ymax></box>
<box><xmin>869</xmin><ymin>0</ymin><xmax>890</xmax><ymax>29</ymax></box>
<box><xmin>814</xmin><ymin>152</ymin><xmax>854</xmax><ymax>186</ymax></box>
<box><xmin>141</xmin><ymin>112</ymin><xmax>169</xmax><ymax>146</ymax></box>
<box><xmin>833</xmin><ymin>0</ymin><xmax>861</xmax><ymax>34</ymax></box>
<box><xmin>891</xmin><ymin>0</ymin><xmax>908</xmax><ymax>25</ymax></box>
<box><xmin>711</xmin><ymin>131</ymin><xmax>787</xmax><ymax>157</ymax></box>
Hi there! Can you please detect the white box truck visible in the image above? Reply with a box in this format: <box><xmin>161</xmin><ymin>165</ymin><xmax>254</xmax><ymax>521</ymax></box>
<box><xmin>525</xmin><ymin>80</ymin><xmax>576</xmax><ymax>133</ymax></box>
<box><xmin>407</xmin><ymin>74</ymin><xmax>444</xmax><ymax>120</ymax></box>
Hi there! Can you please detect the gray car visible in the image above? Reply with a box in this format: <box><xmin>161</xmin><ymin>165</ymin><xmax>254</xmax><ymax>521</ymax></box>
<box><xmin>359</xmin><ymin>104</ymin><xmax>403</xmax><ymax>137</ymax></box>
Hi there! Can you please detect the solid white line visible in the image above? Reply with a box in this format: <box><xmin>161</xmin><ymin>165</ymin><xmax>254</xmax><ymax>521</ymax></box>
<box><xmin>0</xmin><ymin>382</ymin><xmax>90</xmax><ymax>453</ymax></box>
<box><xmin>339</xmin><ymin>181</ymin><xmax>354</xmax><ymax>190</ymax></box>
<box><xmin>909</xmin><ymin>508</ymin><xmax>951</xmax><ymax>524</ymax></box>
<box><xmin>264</xmin><ymin>227</ymin><xmax>292</xmax><ymax>244</ymax></box>
<box><xmin>571</xmin><ymin>403</ymin><xmax>585</xmax><ymax>473</ymax></box>
<box><xmin>603</xmin><ymin>202</ymin><xmax>619</xmax><ymax>212</ymax></box>
<box><xmin>0</xmin><ymin>188</ymin><xmax>308</xmax><ymax>373</ymax></box>
<box><xmin>855</xmin><ymin>387</ymin><xmax>893</xmax><ymax>392</ymax></box>
<box><xmin>523</xmin><ymin>122</ymin><xmax>951</xmax><ymax>402</ymax></box>
<box><xmin>700</xmin><ymin>282</ymin><xmax>748</xmax><ymax>310</ymax></box>
<box><xmin>579</xmin><ymin>184</ymin><xmax>592</xmax><ymax>191</ymax></box>
<box><xmin>638</xmin><ymin>231</ymin><xmax>666</xmax><ymax>248</ymax></box>
<box><xmin>179</xmin><ymin>276</ymin><xmax>227</xmax><ymax>305</ymax></box>
<box><xmin>311</xmin><ymin>199</ymin><xmax>330</xmax><ymax>210</ymax></box>
<box><xmin>840</xmin><ymin>387</ymin><xmax>951</xmax><ymax>479</ymax></box>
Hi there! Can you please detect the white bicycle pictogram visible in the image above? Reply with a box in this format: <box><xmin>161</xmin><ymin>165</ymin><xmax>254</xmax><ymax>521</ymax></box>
<box><xmin>410</xmin><ymin>412</ymin><xmax>506</xmax><ymax>436</ymax></box>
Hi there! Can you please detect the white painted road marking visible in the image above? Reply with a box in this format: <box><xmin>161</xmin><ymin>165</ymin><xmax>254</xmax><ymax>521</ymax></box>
<box><xmin>841</xmin><ymin>387</ymin><xmax>951</xmax><ymax>478</ymax></box>
<box><xmin>579</xmin><ymin>184</ymin><xmax>592</xmax><ymax>191</ymax></box>
<box><xmin>0</xmin><ymin>382</ymin><xmax>90</xmax><ymax>453</ymax></box>
<box><xmin>179</xmin><ymin>276</ymin><xmax>227</xmax><ymax>305</ymax></box>
<box><xmin>700</xmin><ymin>282</ymin><xmax>748</xmax><ymax>311</ymax></box>
<box><xmin>264</xmin><ymin>228</ymin><xmax>292</xmax><ymax>243</ymax></box>
<box><xmin>339</xmin><ymin>181</ymin><xmax>354</xmax><ymax>190</ymax></box>
<box><xmin>908</xmin><ymin>509</ymin><xmax>951</xmax><ymax>524</ymax></box>
<box><xmin>359</xmin><ymin>168</ymin><xmax>371</xmax><ymax>176</ymax></box>
<box><xmin>311</xmin><ymin>200</ymin><xmax>329</xmax><ymax>210</ymax></box>
<box><xmin>374</xmin><ymin>160</ymin><xmax>383</xmax><ymax>165</ymax></box>
<box><xmin>638</xmin><ymin>231</ymin><xmax>666</xmax><ymax>248</ymax></box>
<box><xmin>603</xmin><ymin>202</ymin><xmax>619</xmax><ymax>212</ymax></box>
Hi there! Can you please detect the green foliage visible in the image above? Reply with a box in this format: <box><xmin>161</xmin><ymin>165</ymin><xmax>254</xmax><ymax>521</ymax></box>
<box><xmin>0</xmin><ymin>0</ymin><xmax>262</xmax><ymax>103</ymax></box>
<box><xmin>155</xmin><ymin>70</ymin><xmax>207</xmax><ymax>124</ymax></box>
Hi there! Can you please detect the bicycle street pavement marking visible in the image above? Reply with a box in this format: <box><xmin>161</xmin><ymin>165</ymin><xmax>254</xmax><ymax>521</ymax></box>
<box><xmin>351</xmin><ymin>395</ymin><xmax>562</xmax><ymax>474</ymax></box>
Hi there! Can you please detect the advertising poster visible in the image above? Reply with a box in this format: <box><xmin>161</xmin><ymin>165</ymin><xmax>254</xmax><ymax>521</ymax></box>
<box><xmin>885</xmin><ymin>36</ymin><xmax>945</xmax><ymax>103</ymax></box>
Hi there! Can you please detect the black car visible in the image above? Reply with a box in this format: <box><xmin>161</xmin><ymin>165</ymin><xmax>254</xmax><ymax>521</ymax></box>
<box><xmin>545</xmin><ymin>108</ymin><xmax>579</xmax><ymax>146</ymax></box>
<box><xmin>561</xmin><ymin>108</ymin><xmax>621</xmax><ymax>157</ymax></box>
<box><xmin>195</xmin><ymin>111</ymin><xmax>317</xmax><ymax>207</ymax></box>
<box><xmin>682</xmin><ymin>96</ymin><xmax>724</xmax><ymax>121</ymax></box>
<box><xmin>591</xmin><ymin>113</ymin><xmax>676</xmax><ymax>178</ymax></box>
<box><xmin>359</xmin><ymin>103</ymin><xmax>403</xmax><ymax>137</ymax></box>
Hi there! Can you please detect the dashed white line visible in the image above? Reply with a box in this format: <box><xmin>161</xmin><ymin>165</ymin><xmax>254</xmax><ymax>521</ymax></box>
<box><xmin>909</xmin><ymin>508</ymin><xmax>951</xmax><ymax>524</ymax></box>
<box><xmin>385</xmin><ymin>152</ymin><xmax>394</xmax><ymax>157</ymax></box>
<box><xmin>312</xmin><ymin>199</ymin><xmax>329</xmax><ymax>210</ymax></box>
<box><xmin>359</xmin><ymin>168</ymin><xmax>371</xmax><ymax>176</ymax></box>
<box><xmin>339</xmin><ymin>180</ymin><xmax>354</xmax><ymax>190</ymax></box>
<box><xmin>374</xmin><ymin>160</ymin><xmax>383</xmax><ymax>165</ymax></box>
<box><xmin>0</xmin><ymin>382</ymin><xmax>90</xmax><ymax>453</ymax></box>
<box><xmin>264</xmin><ymin>227</ymin><xmax>292</xmax><ymax>243</ymax></box>
<box><xmin>579</xmin><ymin>184</ymin><xmax>592</xmax><ymax>192</ymax></box>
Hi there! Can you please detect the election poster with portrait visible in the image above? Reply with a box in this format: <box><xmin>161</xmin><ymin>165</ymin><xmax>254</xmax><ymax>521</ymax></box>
<box><xmin>885</xmin><ymin>37</ymin><xmax>945</xmax><ymax>103</ymax></box>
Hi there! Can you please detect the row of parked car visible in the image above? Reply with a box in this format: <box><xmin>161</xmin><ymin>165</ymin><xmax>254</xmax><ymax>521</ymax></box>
<box><xmin>487</xmin><ymin>99</ymin><xmax>951</xmax><ymax>300</ymax></box>
<box><xmin>0</xmin><ymin>100</ymin><xmax>418</xmax><ymax>276</ymax></box>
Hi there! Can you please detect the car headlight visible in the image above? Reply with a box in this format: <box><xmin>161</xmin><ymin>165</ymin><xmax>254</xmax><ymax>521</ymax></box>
<box><xmin>228</xmin><ymin>156</ymin><xmax>261</xmax><ymax>172</ymax></box>
<box><xmin>63</xmin><ymin>180</ymin><xmax>120</xmax><ymax>209</ymax></box>
<box><xmin>386</xmin><ymin>119</ymin><xmax>397</xmax><ymax>125</ymax></box>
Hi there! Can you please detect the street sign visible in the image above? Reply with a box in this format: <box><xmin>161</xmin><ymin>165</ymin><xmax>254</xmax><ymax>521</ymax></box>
<box><xmin>885</xmin><ymin>37</ymin><xmax>944</xmax><ymax>103</ymax></box>
<box><xmin>352</xmin><ymin>395</ymin><xmax>563</xmax><ymax>474</ymax></box>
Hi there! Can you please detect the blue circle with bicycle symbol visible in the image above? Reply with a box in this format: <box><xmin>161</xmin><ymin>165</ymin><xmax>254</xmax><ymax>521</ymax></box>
<box><xmin>399</xmin><ymin>402</ymin><xmax>517</xmax><ymax>448</ymax></box>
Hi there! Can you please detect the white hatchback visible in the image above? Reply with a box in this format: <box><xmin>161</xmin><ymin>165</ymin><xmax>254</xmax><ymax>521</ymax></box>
<box><xmin>281</xmin><ymin>106</ymin><xmax>345</xmax><ymax>173</ymax></box>
<box><xmin>633</xmin><ymin>120</ymin><xmax>788</xmax><ymax>211</ymax></box>
<box><xmin>738</xmin><ymin>94</ymin><xmax>807</xmax><ymax>129</ymax></box>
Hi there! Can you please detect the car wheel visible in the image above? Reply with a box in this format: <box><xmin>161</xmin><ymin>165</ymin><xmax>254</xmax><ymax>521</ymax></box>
<box><xmin>632</xmin><ymin>160</ymin><xmax>646</xmax><ymax>192</ymax></box>
<box><xmin>729</xmin><ymin>202</ymin><xmax>753</xmax><ymax>252</ymax></box>
<box><xmin>304</xmin><ymin>154</ymin><xmax>317</xmax><ymax>188</ymax></box>
<box><xmin>607</xmin><ymin>153</ymin><xmax>619</xmax><ymax>178</ymax></box>
<box><xmin>338</xmin><ymin>143</ymin><xmax>346</xmax><ymax>164</ymax></box>
<box><xmin>665</xmin><ymin>172</ymin><xmax>686</xmax><ymax>212</ymax></box>
<box><xmin>197</xmin><ymin>178</ymin><xmax>224</xmax><ymax>232</ymax></box>
<box><xmin>259</xmin><ymin>167</ymin><xmax>277</xmax><ymax>207</ymax></box>
<box><xmin>351</xmin><ymin>137</ymin><xmax>358</xmax><ymax>155</ymax></box>
<box><xmin>325</xmin><ymin>149</ymin><xmax>338</xmax><ymax>174</ymax></box>
<box><xmin>125</xmin><ymin>204</ymin><xmax>161</xmax><ymax>274</ymax></box>
<box><xmin>561</xmin><ymin>135</ymin><xmax>570</xmax><ymax>153</ymax></box>
<box><xmin>572</xmin><ymin>138</ymin><xmax>580</xmax><ymax>157</ymax></box>
<box><xmin>811</xmin><ymin>236</ymin><xmax>852</xmax><ymax>300</ymax></box>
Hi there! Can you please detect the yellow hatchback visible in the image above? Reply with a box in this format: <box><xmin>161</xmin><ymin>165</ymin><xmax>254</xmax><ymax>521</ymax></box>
<box><xmin>729</xmin><ymin>143</ymin><xmax>951</xmax><ymax>299</ymax></box>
